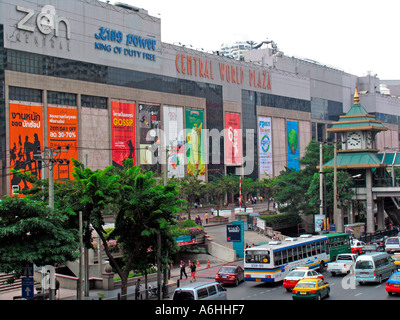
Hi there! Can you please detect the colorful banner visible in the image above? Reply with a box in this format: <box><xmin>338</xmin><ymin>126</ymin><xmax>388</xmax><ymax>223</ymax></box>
<box><xmin>48</xmin><ymin>106</ymin><xmax>78</xmax><ymax>180</ymax></box>
<box><xmin>185</xmin><ymin>109</ymin><xmax>205</xmax><ymax>176</ymax></box>
<box><xmin>9</xmin><ymin>102</ymin><xmax>43</xmax><ymax>195</ymax></box>
<box><xmin>163</xmin><ymin>106</ymin><xmax>184</xmax><ymax>178</ymax></box>
<box><xmin>258</xmin><ymin>117</ymin><xmax>273</xmax><ymax>176</ymax></box>
<box><xmin>139</xmin><ymin>103</ymin><xmax>160</xmax><ymax>169</ymax></box>
<box><xmin>111</xmin><ymin>100</ymin><xmax>136</xmax><ymax>167</ymax></box>
<box><xmin>287</xmin><ymin>120</ymin><xmax>299</xmax><ymax>171</ymax></box>
<box><xmin>225</xmin><ymin>113</ymin><xmax>241</xmax><ymax>165</ymax></box>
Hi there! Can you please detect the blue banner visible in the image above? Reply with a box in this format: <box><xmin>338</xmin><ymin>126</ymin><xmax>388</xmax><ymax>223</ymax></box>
<box><xmin>287</xmin><ymin>120</ymin><xmax>299</xmax><ymax>171</ymax></box>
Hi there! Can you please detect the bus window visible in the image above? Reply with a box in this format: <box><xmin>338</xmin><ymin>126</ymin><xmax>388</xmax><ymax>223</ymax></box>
<box><xmin>274</xmin><ymin>251</ymin><xmax>282</xmax><ymax>265</ymax></box>
<box><xmin>245</xmin><ymin>250</ymin><xmax>270</xmax><ymax>264</ymax></box>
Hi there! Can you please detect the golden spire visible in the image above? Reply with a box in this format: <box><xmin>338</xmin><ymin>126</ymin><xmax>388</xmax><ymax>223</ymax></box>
<box><xmin>354</xmin><ymin>85</ymin><xmax>360</xmax><ymax>104</ymax></box>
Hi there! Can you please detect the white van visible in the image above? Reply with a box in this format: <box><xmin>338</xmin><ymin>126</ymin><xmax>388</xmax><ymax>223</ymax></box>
<box><xmin>355</xmin><ymin>252</ymin><xmax>396</xmax><ymax>284</ymax></box>
<box><xmin>385</xmin><ymin>237</ymin><xmax>400</xmax><ymax>253</ymax></box>
<box><xmin>173</xmin><ymin>281</ymin><xmax>227</xmax><ymax>300</ymax></box>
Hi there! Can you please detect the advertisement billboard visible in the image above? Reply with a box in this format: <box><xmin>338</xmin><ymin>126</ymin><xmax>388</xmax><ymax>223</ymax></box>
<box><xmin>9</xmin><ymin>102</ymin><xmax>43</xmax><ymax>195</ymax></box>
<box><xmin>287</xmin><ymin>120</ymin><xmax>299</xmax><ymax>171</ymax></box>
<box><xmin>111</xmin><ymin>100</ymin><xmax>136</xmax><ymax>167</ymax></box>
<box><xmin>139</xmin><ymin>103</ymin><xmax>160</xmax><ymax>171</ymax></box>
<box><xmin>258</xmin><ymin>116</ymin><xmax>273</xmax><ymax>176</ymax></box>
<box><xmin>185</xmin><ymin>109</ymin><xmax>205</xmax><ymax>176</ymax></box>
<box><xmin>163</xmin><ymin>106</ymin><xmax>184</xmax><ymax>178</ymax></box>
<box><xmin>48</xmin><ymin>106</ymin><xmax>78</xmax><ymax>180</ymax></box>
<box><xmin>225</xmin><ymin>113</ymin><xmax>241</xmax><ymax>165</ymax></box>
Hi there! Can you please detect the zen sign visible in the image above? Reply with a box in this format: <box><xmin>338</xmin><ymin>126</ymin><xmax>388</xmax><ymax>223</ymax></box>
<box><xmin>226</xmin><ymin>224</ymin><xmax>241</xmax><ymax>242</ymax></box>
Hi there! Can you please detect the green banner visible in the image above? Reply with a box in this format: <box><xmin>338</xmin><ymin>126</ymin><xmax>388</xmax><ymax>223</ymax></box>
<box><xmin>185</xmin><ymin>109</ymin><xmax>205</xmax><ymax>176</ymax></box>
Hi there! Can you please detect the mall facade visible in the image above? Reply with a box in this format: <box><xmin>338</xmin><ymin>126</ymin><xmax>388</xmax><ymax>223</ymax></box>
<box><xmin>0</xmin><ymin>0</ymin><xmax>399</xmax><ymax>196</ymax></box>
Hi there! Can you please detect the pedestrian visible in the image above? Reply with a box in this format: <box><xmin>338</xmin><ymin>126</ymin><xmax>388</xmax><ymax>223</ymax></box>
<box><xmin>190</xmin><ymin>262</ymin><xmax>196</xmax><ymax>282</ymax></box>
<box><xmin>180</xmin><ymin>260</ymin><xmax>188</xmax><ymax>279</ymax></box>
<box><xmin>204</xmin><ymin>213</ymin><xmax>209</xmax><ymax>224</ymax></box>
<box><xmin>135</xmin><ymin>278</ymin><xmax>141</xmax><ymax>300</ymax></box>
<box><xmin>210</xmin><ymin>208</ymin><xmax>214</xmax><ymax>216</ymax></box>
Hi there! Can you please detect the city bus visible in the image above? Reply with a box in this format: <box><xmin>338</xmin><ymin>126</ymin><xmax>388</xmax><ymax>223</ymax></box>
<box><xmin>244</xmin><ymin>234</ymin><xmax>330</xmax><ymax>283</ymax></box>
<box><xmin>325</xmin><ymin>232</ymin><xmax>351</xmax><ymax>261</ymax></box>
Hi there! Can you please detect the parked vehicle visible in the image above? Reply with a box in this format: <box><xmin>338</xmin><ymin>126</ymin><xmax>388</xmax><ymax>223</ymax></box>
<box><xmin>385</xmin><ymin>271</ymin><xmax>400</xmax><ymax>295</ymax></box>
<box><xmin>385</xmin><ymin>237</ymin><xmax>400</xmax><ymax>253</ymax></box>
<box><xmin>282</xmin><ymin>267</ymin><xmax>324</xmax><ymax>291</ymax></box>
<box><xmin>215</xmin><ymin>265</ymin><xmax>244</xmax><ymax>286</ymax></box>
<box><xmin>392</xmin><ymin>253</ymin><xmax>400</xmax><ymax>270</ymax></box>
<box><xmin>361</xmin><ymin>243</ymin><xmax>380</xmax><ymax>254</ymax></box>
<box><xmin>327</xmin><ymin>253</ymin><xmax>357</xmax><ymax>276</ymax></box>
<box><xmin>173</xmin><ymin>281</ymin><xmax>227</xmax><ymax>300</ymax></box>
<box><xmin>292</xmin><ymin>278</ymin><xmax>330</xmax><ymax>300</ymax></box>
<box><xmin>355</xmin><ymin>252</ymin><xmax>396</xmax><ymax>284</ymax></box>
<box><xmin>351</xmin><ymin>239</ymin><xmax>365</xmax><ymax>254</ymax></box>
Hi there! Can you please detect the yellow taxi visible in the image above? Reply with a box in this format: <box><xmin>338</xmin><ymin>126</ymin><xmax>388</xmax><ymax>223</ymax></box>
<box><xmin>393</xmin><ymin>253</ymin><xmax>400</xmax><ymax>270</ymax></box>
<box><xmin>292</xmin><ymin>278</ymin><xmax>330</xmax><ymax>300</ymax></box>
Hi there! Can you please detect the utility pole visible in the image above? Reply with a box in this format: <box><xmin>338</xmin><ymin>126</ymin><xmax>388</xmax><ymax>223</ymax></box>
<box><xmin>333</xmin><ymin>141</ymin><xmax>342</xmax><ymax>233</ymax></box>
<box><xmin>319</xmin><ymin>143</ymin><xmax>324</xmax><ymax>216</ymax></box>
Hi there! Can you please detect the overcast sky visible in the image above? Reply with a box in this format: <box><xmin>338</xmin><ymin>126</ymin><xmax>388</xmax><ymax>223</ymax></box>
<box><xmin>118</xmin><ymin>0</ymin><xmax>400</xmax><ymax>79</ymax></box>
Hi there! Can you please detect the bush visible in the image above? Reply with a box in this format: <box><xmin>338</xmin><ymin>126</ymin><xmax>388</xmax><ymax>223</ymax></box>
<box><xmin>260</xmin><ymin>212</ymin><xmax>301</xmax><ymax>229</ymax></box>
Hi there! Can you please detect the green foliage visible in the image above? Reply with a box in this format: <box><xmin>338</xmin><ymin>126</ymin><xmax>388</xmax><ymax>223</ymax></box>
<box><xmin>260</xmin><ymin>212</ymin><xmax>301</xmax><ymax>229</ymax></box>
<box><xmin>0</xmin><ymin>196</ymin><xmax>79</xmax><ymax>274</ymax></box>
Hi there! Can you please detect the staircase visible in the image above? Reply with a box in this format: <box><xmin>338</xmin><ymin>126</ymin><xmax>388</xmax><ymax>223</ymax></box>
<box><xmin>0</xmin><ymin>273</ymin><xmax>40</xmax><ymax>293</ymax></box>
<box><xmin>0</xmin><ymin>273</ymin><xmax>23</xmax><ymax>293</ymax></box>
<box><xmin>383</xmin><ymin>197</ymin><xmax>400</xmax><ymax>225</ymax></box>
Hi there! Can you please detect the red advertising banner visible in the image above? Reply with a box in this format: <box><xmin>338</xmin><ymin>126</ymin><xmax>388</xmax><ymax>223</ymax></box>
<box><xmin>225</xmin><ymin>113</ymin><xmax>242</xmax><ymax>164</ymax></box>
<box><xmin>9</xmin><ymin>102</ymin><xmax>43</xmax><ymax>195</ymax></box>
<box><xmin>111</xmin><ymin>100</ymin><xmax>136</xmax><ymax>167</ymax></box>
<box><xmin>48</xmin><ymin>106</ymin><xmax>78</xmax><ymax>180</ymax></box>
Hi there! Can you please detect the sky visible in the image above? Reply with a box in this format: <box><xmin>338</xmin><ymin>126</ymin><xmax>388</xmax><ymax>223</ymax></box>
<box><xmin>117</xmin><ymin>0</ymin><xmax>400</xmax><ymax>79</ymax></box>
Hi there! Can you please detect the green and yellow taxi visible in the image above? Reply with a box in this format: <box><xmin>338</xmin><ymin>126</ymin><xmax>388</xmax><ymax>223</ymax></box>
<box><xmin>392</xmin><ymin>253</ymin><xmax>400</xmax><ymax>270</ymax></box>
<box><xmin>292</xmin><ymin>278</ymin><xmax>330</xmax><ymax>300</ymax></box>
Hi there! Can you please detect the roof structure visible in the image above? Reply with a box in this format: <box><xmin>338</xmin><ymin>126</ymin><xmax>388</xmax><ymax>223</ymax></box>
<box><xmin>327</xmin><ymin>88</ymin><xmax>387</xmax><ymax>133</ymax></box>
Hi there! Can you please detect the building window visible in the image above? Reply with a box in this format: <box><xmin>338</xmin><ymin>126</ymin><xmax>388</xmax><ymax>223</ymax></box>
<box><xmin>81</xmin><ymin>95</ymin><xmax>108</xmax><ymax>109</ymax></box>
<box><xmin>47</xmin><ymin>91</ymin><xmax>77</xmax><ymax>106</ymax></box>
<box><xmin>9</xmin><ymin>86</ymin><xmax>42</xmax><ymax>103</ymax></box>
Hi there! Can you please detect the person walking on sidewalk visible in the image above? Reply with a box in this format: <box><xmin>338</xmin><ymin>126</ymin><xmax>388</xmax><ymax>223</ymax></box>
<box><xmin>180</xmin><ymin>260</ymin><xmax>188</xmax><ymax>279</ymax></box>
<box><xmin>190</xmin><ymin>261</ymin><xmax>197</xmax><ymax>282</ymax></box>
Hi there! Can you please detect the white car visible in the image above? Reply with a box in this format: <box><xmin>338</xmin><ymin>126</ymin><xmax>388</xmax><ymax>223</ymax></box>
<box><xmin>283</xmin><ymin>267</ymin><xmax>324</xmax><ymax>291</ymax></box>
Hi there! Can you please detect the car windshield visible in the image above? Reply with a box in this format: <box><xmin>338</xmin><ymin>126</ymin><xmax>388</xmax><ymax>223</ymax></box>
<box><xmin>245</xmin><ymin>250</ymin><xmax>270</xmax><ymax>263</ymax></box>
<box><xmin>287</xmin><ymin>271</ymin><xmax>305</xmax><ymax>277</ymax></box>
<box><xmin>392</xmin><ymin>256</ymin><xmax>400</xmax><ymax>262</ymax></box>
<box><xmin>390</xmin><ymin>274</ymin><xmax>400</xmax><ymax>281</ymax></box>
<box><xmin>387</xmin><ymin>238</ymin><xmax>399</xmax><ymax>245</ymax></box>
<box><xmin>296</xmin><ymin>282</ymin><xmax>315</xmax><ymax>289</ymax></box>
<box><xmin>173</xmin><ymin>290</ymin><xmax>194</xmax><ymax>300</ymax></box>
<box><xmin>219</xmin><ymin>267</ymin><xmax>235</xmax><ymax>273</ymax></box>
<box><xmin>356</xmin><ymin>260</ymin><xmax>373</xmax><ymax>269</ymax></box>
<box><xmin>337</xmin><ymin>255</ymin><xmax>353</xmax><ymax>261</ymax></box>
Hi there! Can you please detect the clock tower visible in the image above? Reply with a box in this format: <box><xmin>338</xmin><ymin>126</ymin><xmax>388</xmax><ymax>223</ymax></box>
<box><xmin>325</xmin><ymin>87</ymin><xmax>388</xmax><ymax>235</ymax></box>
<box><xmin>329</xmin><ymin>87</ymin><xmax>387</xmax><ymax>152</ymax></box>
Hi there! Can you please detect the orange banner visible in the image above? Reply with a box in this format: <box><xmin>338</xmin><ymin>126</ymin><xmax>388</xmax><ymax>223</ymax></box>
<box><xmin>48</xmin><ymin>106</ymin><xmax>78</xmax><ymax>180</ymax></box>
<box><xmin>9</xmin><ymin>102</ymin><xmax>43</xmax><ymax>195</ymax></box>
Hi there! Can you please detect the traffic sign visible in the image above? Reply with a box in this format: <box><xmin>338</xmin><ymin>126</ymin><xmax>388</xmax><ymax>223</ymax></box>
<box><xmin>22</xmin><ymin>263</ymin><xmax>34</xmax><ymax>277</ymax></box>
<box><xmin>22</xmin><ymin>277</ymin><xmax>34</xmax><ymax>299</ymax></box>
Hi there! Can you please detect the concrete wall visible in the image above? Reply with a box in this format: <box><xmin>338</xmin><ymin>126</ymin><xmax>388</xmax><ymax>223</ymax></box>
<box><xmin>206</xmin><ymin>240</ymin><xmax>236</xmax><ymax>262</ymax></box>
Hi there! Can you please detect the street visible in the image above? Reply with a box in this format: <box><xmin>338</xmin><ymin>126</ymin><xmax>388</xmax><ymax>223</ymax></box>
<box><xmin>177</xmin><ymin>260</ymin><xmax>398</xmax><ymax>301</ymax></box>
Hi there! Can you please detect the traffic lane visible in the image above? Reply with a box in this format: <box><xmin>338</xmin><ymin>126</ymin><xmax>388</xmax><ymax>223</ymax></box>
<box><xmin>225</xmin><ymin>271</ymin><xmax>396</xmax><ymax>300</ymax></box>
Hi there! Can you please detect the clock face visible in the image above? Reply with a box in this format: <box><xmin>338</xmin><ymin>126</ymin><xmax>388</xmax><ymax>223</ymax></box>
<box><xmin>347</xmin><ymin>131</ymin><xmax>361</xmax><ymax>148</ymax></box>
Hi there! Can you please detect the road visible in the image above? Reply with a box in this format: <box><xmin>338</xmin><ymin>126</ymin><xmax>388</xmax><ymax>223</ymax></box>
<box><xmin>175</xmin><ymin>259</ymin><xmax>397</xmax><ymax>300</ymax></box>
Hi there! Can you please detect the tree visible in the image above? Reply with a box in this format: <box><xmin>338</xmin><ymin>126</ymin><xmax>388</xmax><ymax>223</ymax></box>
<box><xmin>171</xmin><ymin>171</ymin><xmax>205</xmax><ymax>220</ymax></box>
<box><xmin>0</xmin><ymin>196</ymin><xmax>79</xmax><ymax>275</ymax></box>
<box><xmin>73</xmin><ymin>159</ymin><xmax>181</xmax><ymax>298</ymax></box>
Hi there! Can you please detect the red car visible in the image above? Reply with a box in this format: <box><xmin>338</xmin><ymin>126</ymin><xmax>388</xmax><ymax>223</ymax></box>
<box><xmin>283</xmin><ymin>268</ymin><xmax>324</xmax><ymax>291</ymax></box>
<box><xmin>215</xmin><ymin>265</ymin><xmax>244</xmax><ymax>286</ymax></box>
<box><xmin>386</xmin><ymin>272</ymin><xmax>400</xmax><ymax>296</ymax></box>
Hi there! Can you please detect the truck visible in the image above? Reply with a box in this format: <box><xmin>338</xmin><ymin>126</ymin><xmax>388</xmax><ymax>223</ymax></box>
<box><xmin>327</xmin><ymin>253</ymin><xmax>358</xmax><ymax>276</ymax></box>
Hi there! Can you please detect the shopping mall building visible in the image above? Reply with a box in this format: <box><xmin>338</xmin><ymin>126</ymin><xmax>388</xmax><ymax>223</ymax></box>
<box><xmin>0</xmin><ymin>0</ymin><xmax>399</xmax><ymax>196</ymax></box>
